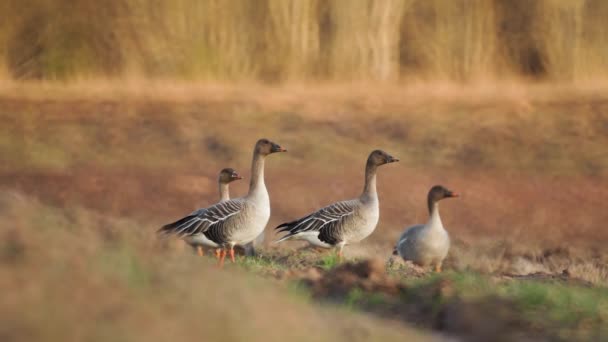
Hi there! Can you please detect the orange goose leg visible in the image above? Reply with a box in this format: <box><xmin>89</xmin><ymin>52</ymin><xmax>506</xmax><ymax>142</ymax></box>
<box><xmin>196</xmin><ymin>246</ymin><xmax>204</xmax><ymax>257</ymax></box>
<box><xmin>229</xmin><ymin>246</ymin><xmax>236</xmax><ymax>263</ymax></box>
<box><xmin>218</xmin><ymin>249</ymin><xmax>227</xmax><ymax>268</ymax></box>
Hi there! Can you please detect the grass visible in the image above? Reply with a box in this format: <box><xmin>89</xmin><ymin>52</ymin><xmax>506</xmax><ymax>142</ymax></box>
<box><xmin>446</xmin><ymin>272</ymin><xmax>608</xmax><ymax>340</ymax></box>
<box><xmin>241</xmin><ymin>251</ymin><xmax>608</xmax><ymax>339</ymax></box>
<box><xmin>0</xmin><ymin>193</ymin><xmax>435</xmax><ymax>342</ymax></box>
<box><xmin>2</xmin><ymin>0</ymin><xmax>608</xmax><ymax>81</ymax></box>
<box><xmin>345</xmin><ymin>288</ymin><xmax>389</xmax><ymax>310</ymax></box>
<box><xmin>235</xmin><ymin>254</ymin><xmax>286</xmax><ymax>274</ymax></box>
<box><xmin>319</xmin><ymin>254</ymin><xmax>340</xmax><ymax>270</ymax></box>
<box><xmin>2</xmin><ymin>184</ymin><xmax>607</xmax><ymax>341</ymax></box>
<box><xmin>329</xmin><ymin>269</ymin><xmax>608</xmax><ymax>340</ymax></box>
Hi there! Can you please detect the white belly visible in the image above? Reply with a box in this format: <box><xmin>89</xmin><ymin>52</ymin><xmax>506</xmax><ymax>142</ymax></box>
<box><xmin>421</xmin><ymin>229</ymin><xmax>450</xmax><ymax>257</ymax></box>
<box><xmin>184</xmin><ymin>234</ymin><xmax>218</xmax><ymax>248</ymax></box>
<box><xmin>296</xmin><ymin>231</ymin><xmax>333</xmax><ymax>248</ymax></box>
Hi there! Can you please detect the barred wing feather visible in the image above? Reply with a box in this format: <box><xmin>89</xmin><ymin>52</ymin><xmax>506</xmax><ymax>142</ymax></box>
<box><xmin>159</xmin><ymin>199</ymin><xmax>244</xmax><ymax>239</ymax></box>
<box><xmin>275</xmin><ymin>200</ymin><xmax>356</xmax><ymax>245</ymax></box>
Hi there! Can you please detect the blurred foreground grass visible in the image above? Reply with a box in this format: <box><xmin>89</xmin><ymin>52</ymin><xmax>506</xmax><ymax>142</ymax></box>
<box><xmin>0</xmin><ymin>192</ymin><xmax>435</xmax><ymax>342</ymax></box>
<box><xmin>2</xmin><ymin>191</ymin><xmax>607</xmax><ymax>341</ymax></box>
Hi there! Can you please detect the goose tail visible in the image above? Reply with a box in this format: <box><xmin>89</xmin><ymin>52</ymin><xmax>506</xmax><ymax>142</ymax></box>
<box><xmin>158</xmin><ymin>215</ymin><xmax>201</xmax><ymax>237</ymax></box>
<box><xmin>273</xmin><ymin>233</ymin><xmax>295</xmax><ymax>244</ymax></box>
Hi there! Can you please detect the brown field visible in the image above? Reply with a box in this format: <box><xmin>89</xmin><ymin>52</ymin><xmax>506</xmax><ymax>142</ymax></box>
<box><xmin>2</xmin><ymin>82</ymin><xmax>608</xmax><ymax>246</ymax></box>
<box><xmin>1</xmin><ymin>82</ymin><xmax>608</xmax><ymax>341</ymax></box>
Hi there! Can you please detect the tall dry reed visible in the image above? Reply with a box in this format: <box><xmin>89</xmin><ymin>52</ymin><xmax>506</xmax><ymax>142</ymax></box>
<box><xmin>1</xmin><ymin>0</ymin><xmax>608</xmax><ymax>82</ymax></box>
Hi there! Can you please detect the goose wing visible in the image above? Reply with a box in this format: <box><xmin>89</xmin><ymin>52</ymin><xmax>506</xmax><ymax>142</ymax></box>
<box><xmin>275</xmin><ymin>200</ymin><xmax>357</xmax><ymax>245</ymax></box>
<box><xmin>159</xmin><ymin>198</ymin><xmax>245</xmax><ymax>238</ymax></box>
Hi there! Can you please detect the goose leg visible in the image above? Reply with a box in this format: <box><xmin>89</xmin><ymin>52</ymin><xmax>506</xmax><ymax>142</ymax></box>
<box><xmin>435</xmin><ymin>263</ymin><xmax>442</xmax><ymax>273</ymax></box>
<box><xmin>218</xmin><ymin>248</ymin><xmax>227</xmax><ymax>268</ymax></box>
<box><xmin>336</xmin><ymin>243</ymin><xmax>345</xmax><ymax>262</ymax></box>
<box><xmin>196</xmin><ymin>246</ymin><xmax>204</xmax><ymax>257</ymax></box>
<box><xmin>229</xmin><ymin>246</ymin><xmax>236</xmax><ymax>263</ymax></box>
<box><xmin>215</xmin><ymin>248</ymin><xmax>221</xmax><ymax>260</ymax></box>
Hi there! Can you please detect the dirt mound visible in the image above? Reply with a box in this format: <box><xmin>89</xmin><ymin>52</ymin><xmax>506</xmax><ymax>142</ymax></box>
<box><xmin>315</xmin><ymin>258</ymin><xmax>404</xmax><ymax>297</ymax></box>
<box><xmin>289</xmin><ymin>258</ymin><xmax>405</xmax><ymax>298</ymax></box>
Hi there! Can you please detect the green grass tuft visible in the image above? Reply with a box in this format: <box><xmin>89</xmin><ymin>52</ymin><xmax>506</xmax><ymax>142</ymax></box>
<box><xmin>319</xmin><ymin>254</ymin><xmax>340</xmax><ymax>270</ymax></box>
<box><xmin>236</xmin><ymin>254</ymin><xmax>286</xmax><ymax>273</ymax></box>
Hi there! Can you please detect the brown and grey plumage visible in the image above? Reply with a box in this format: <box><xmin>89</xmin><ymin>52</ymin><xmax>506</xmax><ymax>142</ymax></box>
<box><xmin>159</xmin><ymin>168</ymin><xmax>242</xmax><ymax>258</ymax></box>
<box><xmin>162</xmin><ymin>139</ymin><xmax>286</xmax><ymax>266</ymax></box>
<box><xmin>275</xmin><ymin>150</ymin><xmax>399</xmax><ymax>259</ymax></box>
<box><xmin>394</xmin><ymin>185</ymin><xmax>458</xmax><ymax>272</ymax></box>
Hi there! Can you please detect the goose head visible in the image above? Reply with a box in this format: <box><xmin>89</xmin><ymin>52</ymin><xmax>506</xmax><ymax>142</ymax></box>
<box><xmin>219</xmin><ymin>168</ymin><xmax>243</xmax><ymax>184</ymax></box>
<box><xmin>429</xmin><ymin>185</ymin><xmax>458</xmax><ymax>200</ymax></box>
<box><xmin>428</xmin><ymin>185</ymin><xmax>458</xmax><ymax>207</ymax></box>
<box><xmin>255</xmin><ymin>138</ymin><xmax>287</xmax><ymax>156</ymax></box>
<box><xmin>367</xmin><ymin>149</ymin><xmax>400</xmax><ymax>167</ymax></box>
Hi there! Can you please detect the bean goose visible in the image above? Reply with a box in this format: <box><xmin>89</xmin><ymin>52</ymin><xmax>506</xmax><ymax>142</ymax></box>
<box><xmin>394</xmin><ymin>185</ymin><xmax>458</xmax><ymax>272</ymax></box>
<box><xmin>160</xmin><ymin>168</ymin><xmax>242</xmax><ymax>258</ymax></box>
<box><xmin>161</xmin><ymin>139</ymin><xmax>286</xmax><ymax>266</ymax></box>
<box><xmin>275</xmin><ymin>150</ymin><xmax>398</xmax><ymax>260</ymax></box>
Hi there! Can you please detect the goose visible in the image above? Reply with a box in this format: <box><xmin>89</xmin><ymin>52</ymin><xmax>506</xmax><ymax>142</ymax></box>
<box><xmin>275</xmin><ymin>150</ymin><xmax>398</xmax><ymax>260</ymax></box>
<box><xmin>159</xmin><ymin>168</ymin><xmax>242</xmax><ymax>258</ymax></box>
<box><xmin>160</xmin><ymin>138</ymin><xmax>286</xmax><ymax>266</ymax></box>
<box><xmin>394</xmin><ymin>185</ymin><xmax>458</xmax><ymax>272</ymax></box>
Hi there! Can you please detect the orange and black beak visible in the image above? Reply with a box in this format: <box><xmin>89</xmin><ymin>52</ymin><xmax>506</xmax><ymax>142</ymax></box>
<box><xmin>447</xmin><ymin>190</ymin><xmax>459</xmax><ymax>198</ymax></box>
<box><xmin>387</xmin><ymin>155</ymin><xmax>400</xmax><ymax>163</ymax></box>
<box><xmin>271</xmin><ymin>143</ymin><xmax>287</xmax><ymax>153</ymax></box>
<box><xmin>231</xmin><ymin>171</ymin><xmax>243</xmax><ymax>180</ymax></box>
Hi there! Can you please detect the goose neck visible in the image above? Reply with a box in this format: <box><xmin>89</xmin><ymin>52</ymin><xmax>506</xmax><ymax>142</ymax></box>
<box><xmin>218</xmin><ymin>182</ymin><xmax>230</xmax><ymax>202</ymax></box>
<box><xmin>361</xmin><ymin>162</ymin><xmax>378</xmax><ymax>201</ymax></box>
<box><xmin>248</xmin><ymin>153</ymin><xmax>266</xmax><ymax>196</ymax></box>
<box><xmin>427</xmin><ymin>202</ymin><xmax>443</xmax><ymax>228</ymax></box>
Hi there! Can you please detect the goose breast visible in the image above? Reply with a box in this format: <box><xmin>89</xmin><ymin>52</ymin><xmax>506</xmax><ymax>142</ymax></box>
<box><xmin>342</xmin><ymin>202</ymin><xmax>379</xmax><ymax>244</ymax></box>
<box><xmin>397</xmin><ymin>224</ymin><xmax>450</xmax><ymax>266</ymax></box>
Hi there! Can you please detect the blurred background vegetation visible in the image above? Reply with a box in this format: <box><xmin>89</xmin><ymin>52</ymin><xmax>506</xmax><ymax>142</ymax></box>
<box><xmin>1</xmin><ymin>0</ymin><xmax>608</xmax><ymax>82</ymax></box>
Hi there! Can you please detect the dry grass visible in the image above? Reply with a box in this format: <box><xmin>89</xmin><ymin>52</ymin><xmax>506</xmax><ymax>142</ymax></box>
<box><xmin>2</xmin><ymin>0</ymin><xmax>608</xmax><ymax>81</ymax></box>
<box><xmin>0</xmin><ymin>191</ymin><xmax>437</xmax><ymax>342</ymax></box>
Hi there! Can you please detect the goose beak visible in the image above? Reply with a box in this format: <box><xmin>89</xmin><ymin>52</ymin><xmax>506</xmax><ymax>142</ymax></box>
<box><xmin>448</xmin><ymin>191</ymin><xmax>459</xmax><ymax>198</ymax></box>
<box><xmin>387</xmin><ymin>156</ymin><xmax>399</xmax><ymax>163</ymax></box>
<box><xmin>271</xmin><ymin>143</ymin><xmax>288</xmax><ymax>153</ymax></box>
<box><xmin>232</xmin><ymin>173</ymin><xmax>243</xmax><ymax>180</ymax></box>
